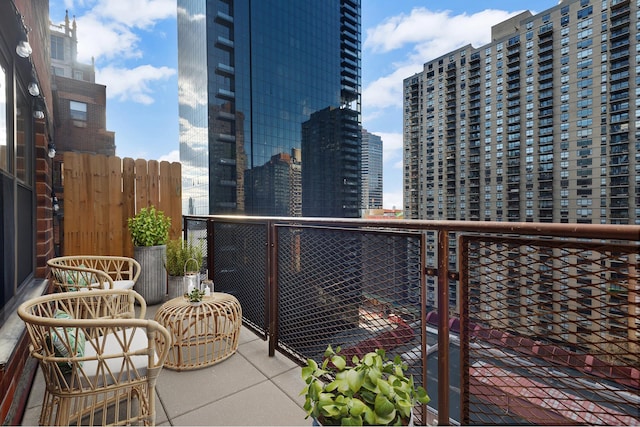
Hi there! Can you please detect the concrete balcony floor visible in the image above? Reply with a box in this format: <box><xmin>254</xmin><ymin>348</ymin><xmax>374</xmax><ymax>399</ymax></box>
<box><xmin>21</xmin><ymin>303</ymin><xmax>310</xmax><ymax>426</ymax></box>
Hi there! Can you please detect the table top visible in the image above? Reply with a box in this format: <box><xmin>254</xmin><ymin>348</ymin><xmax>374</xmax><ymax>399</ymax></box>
<box><xmin>159</xmin><ymin>292</ymin><xmax>240</xmax><ymax>310</ymax></box>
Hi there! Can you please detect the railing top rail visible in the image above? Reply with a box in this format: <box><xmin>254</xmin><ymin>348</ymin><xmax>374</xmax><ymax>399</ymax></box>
<box><xmin>183</xmin><ymin>215</ymin><xmax>640</xmax><ymax>242</ymax></box>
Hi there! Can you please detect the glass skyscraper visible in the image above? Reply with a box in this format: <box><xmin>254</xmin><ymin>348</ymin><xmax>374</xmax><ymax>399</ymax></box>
<box><xmin>178</xmin><ymin>0</ymin><xmax>361</xmax><ymax>217</ymax></box>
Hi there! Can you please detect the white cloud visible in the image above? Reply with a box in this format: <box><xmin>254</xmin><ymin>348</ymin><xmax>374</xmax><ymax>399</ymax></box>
<box><xmin>74</xmin><ymin>15</ymin><xmax>141</xmax><ymax>63</ymax></box>
<box><xmin>371</xmin><ymin>132</ymin><xmax>403</xmax><ymax>163</ymax></box>
<box><xmin>363</xmin><ymin>64</ymin><xmax>422</xmax><ymax>110</ymax></box>
<box><xmin>365</xmin><ymin>8</ymin><xmax>519</xmax><ymax>55</ymax></box>
<box><xmin>93</xmin><ymin>0</ymin><xmax>176</xmax><ymax>28</ymax></box>
<box><xmin>159</xmin><ymin>150</ymin><xmax>179</xmax><ymax>163</ymax></box>
<box><xmin>97</xmin><ymin>65</ymin><xmax>176</xmax><ymax>104</ymax></box>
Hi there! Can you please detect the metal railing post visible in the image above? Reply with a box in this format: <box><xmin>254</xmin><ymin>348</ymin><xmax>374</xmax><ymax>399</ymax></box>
<box><xmin>268</xmin><ymin>220</ymin><xmax>278</xmax><ymax>357</ymax></box>
<box><xmin>437</xmin><ymin>229</ymin><xmax>450</xmax><ymax>425</ymax></box>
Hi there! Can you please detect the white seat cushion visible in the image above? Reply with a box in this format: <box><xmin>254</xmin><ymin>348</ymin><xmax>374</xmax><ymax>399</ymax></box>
<box><xmin>81</xmin><ymin>327</ymin><xmax>153</xmax><ymax>385</ymax></box>
<box><xmin>90</xmin><ymin>280</ymin><xmax>135</xmax><ymax>290</ymax></box>
<box><xmin>112</xmin><ymin>280</ymin><xmax>135</xmax><ymax>290</ymax></box>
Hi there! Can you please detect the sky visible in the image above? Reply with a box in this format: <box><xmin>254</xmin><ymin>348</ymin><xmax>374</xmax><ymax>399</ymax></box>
<box><xmin>49</xmin><ymin>0</ymin><xmax>559</xmax><ymax>210</ymax></box>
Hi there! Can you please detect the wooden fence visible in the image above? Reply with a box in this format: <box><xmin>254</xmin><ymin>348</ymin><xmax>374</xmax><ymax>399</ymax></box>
<box><xmin>61</xmin><ymin>152</ymin><xmax>182</xmax><ymax>257</ymax></box>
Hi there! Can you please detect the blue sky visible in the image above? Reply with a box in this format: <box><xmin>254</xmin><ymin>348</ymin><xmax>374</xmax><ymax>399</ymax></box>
<box><xmin>49</xmin><ymin>0</ymin><xmax>558</xmax><ymax>210</ymax></box>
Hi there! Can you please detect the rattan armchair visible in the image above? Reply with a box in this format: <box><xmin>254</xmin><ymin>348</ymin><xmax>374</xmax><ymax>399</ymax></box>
<box><xmin>47</xmin><ymin>256</ymin><xmax>140</xmax><ymax>292</ymax></box>
<box><xmin>18</xmin><ymin>289</ymin><xmax>171</xmax><ymax>426</ymax></box>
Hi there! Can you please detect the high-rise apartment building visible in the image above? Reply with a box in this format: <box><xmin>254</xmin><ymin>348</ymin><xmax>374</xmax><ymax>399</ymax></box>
<box><xmin>178</xmin><ymin>0</ymin><xmax>361</xmax><ymax>216</ymax></box>
<box><xmin>361</xmin><ymin>128</ymin><xmax>383</xmax><ymax>210</ymax></box>
<box><xmin>404</xmin><ymin>0</ymin><xmax>638</xmax><ymax>226</ymax></box>
<box><xmin>403</xmin><ymin>0</ymin><xmax>638</xmax><ymax>352</ymax></box>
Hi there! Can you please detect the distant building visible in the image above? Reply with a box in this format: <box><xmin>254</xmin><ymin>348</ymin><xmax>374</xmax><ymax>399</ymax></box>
<box><xmin>50</xmin><ymin>11</ymin><xmax>115</xmax><ymax>157</ymax></box>
<box><xmin>363</xmin><ymin>209</ymin><xmax>403</xmax><ymax>219</ymax></box>
<box><xmin>245</xmin><ymin>150</ymin><xmax>302</xmax><ymax>217</ymax></box>
<box><xmin>302</xmin><ymin>106</ymin><xmax>361</xmax><ymax>218</ymax></box>
<box><xmin>361</xmin><ymin>129</ymin><xmax>383</xmax><ymax>210</ymax></box>
<box><xmin>178</xmin><ymin>0</ymin><xmax>362</xmax><ymax>216</ymax></box>
<box><xmin>403</xmin><ymin>0</ymin><xmax>638</xmax><ymax>225</ymax></box>
<box><xmin>403</xmin><ymin>0</ymin><xmax>638</xmax><ymax>352</ymax></box>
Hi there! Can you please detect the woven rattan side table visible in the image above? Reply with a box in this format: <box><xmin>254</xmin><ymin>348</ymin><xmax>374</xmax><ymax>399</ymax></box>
<box><xmin>154</xmin><ymin>292</ymin><xmax>242</xmax><ymax>371</ymax></box>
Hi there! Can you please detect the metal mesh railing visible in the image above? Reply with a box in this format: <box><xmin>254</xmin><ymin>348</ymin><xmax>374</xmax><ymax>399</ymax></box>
<box><xmin>276</xmin><ymin>225</ymin><xmax>422</xmax><ymax>359</ymax></box>
<box><xmin>276</xmin><ymin>224</ymin><xmax>429</xmax><ymax>422</ymax></box>
<box><xmin>460</xmin><ymin>235</ymin><xmax>639</xmax><ymax>425</ymax></box>
<box><xmin>212</xmin><ymin>221</ymin><xmax>268</xmax><ymax>334</ymax></box>
<box><xmin>185</xmin><ymin>215</ymin><xmax>639</xmax><ymax>425</ymax></box>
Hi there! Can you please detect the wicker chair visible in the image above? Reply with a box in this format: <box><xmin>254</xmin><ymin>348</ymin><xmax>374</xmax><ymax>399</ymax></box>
<box><xmin>47</xmin><ymin>256</ymin><xmax>141</xmax><ymax>292</ymax></box>
<box><xmin>18</xmin><ymin>289</ymin><xmax>171</xmax><ymax>426</ymax></box>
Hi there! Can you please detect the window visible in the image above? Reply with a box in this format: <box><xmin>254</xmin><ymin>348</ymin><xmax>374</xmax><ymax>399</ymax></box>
<box><xmin>0</xmin><ymin>63</ymin><xmax>7</xmax><ymax>173</ymax></box>
<box><xmin>70</xmin><ymin>101</ymin><xmax>87</xmax><ymax>121</ymax></box>
<box><xmin>577</xmin><ymin>6</ymin><xmax>593</xmax><ymax>19</ymax></box>
<box><xmin>51</xmin><ymin>35</ymin><xmax>64</xmax><ymax>61</ymax></box>
<box><xmin>0</xmin><ymin>52</ymin><xmax>36</xmax><ymax>312</ymax></box>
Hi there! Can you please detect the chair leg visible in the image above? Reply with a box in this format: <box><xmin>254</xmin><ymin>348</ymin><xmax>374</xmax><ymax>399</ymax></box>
<box><xmin>53</xmin><ymin>396</ymin><xmax>71</xmax><ymax>426</ymax></box>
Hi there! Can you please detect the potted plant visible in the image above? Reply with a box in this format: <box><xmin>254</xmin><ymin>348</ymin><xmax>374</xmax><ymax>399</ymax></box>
<box><xmin>165</xmin><ymin>238</ymin><xmax>203</xmax><ymax>299</ymax></box>
<box><xmin>127</xmin><ymin>206</ymin><xmax>171</xmax><ymax>304</ymax></box>
<box><xmin>301</xmin><ymin>345</ymin><xmax>429</xmax><ymax>426</ymax></box>
<box><xmin>184</xmin><ymin>287</ymin><xmax>206</xmax><ymax>306</ymax></box>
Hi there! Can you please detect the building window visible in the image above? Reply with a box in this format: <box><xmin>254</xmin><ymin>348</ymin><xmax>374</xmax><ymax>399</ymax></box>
<box><xmin>51</xmin><ymin>35</ymin><xmax>64</xmax><ymax>61</ymax></box>
<box><xmin>70</xmin><ymin>101</ymin><xmax>87</xmax><ymax>121</ymax></box>
<box><xmin>73</xmin><ymin>70</ymin><xmax>84</xmax><ymax>80</ymax></box>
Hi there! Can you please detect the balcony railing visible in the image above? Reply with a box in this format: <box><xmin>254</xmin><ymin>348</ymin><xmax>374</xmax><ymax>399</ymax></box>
<box><xmin>183</xmin><ymin>216</ymin><xmax>640</xmax><ymax>426</ymax></box>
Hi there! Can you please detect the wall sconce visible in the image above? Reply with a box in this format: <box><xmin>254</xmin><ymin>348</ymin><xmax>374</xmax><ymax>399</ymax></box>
<box><xmin>28</xmin><ymin>80</ymin><xmax>39</xmax><ymax>97</ymax></box>
<box><xmin>33</xmin><ymin>97</ymin><xmax>45</xmax><ymax>119</ymax></box>
<box><xmin>51</xmin><ymin>192</ymin><xmax>60</xmax><ymax>212</ymax></box>
<box><xmin>48</xmin><ymin>142</ymin><xmax>56</xmax><ymax>158</ymax></box>
<box><xmin>16</xmin><ymin>38</ymin><xmax>32</xmax><ymax>58</ymax></box>
<box><xmin>15</xmin><ymin>10</ymin><xmax>32</xmax><ymax>58</ymax></box>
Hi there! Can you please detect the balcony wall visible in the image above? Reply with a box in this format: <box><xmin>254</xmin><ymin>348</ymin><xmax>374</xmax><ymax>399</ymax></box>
<box><xmin>184</xmin><ymin>215</ymin><xmax>639</xmax><ymax>425</ymax></box>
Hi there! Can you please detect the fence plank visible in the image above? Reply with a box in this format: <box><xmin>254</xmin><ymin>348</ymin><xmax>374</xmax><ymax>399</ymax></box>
<box><xmin>63</xmin><ymin>153</ymin><xmax>80</xmax><ymax>254</ymax></box>
<box><xmin>82</xmin><ymin>153</ymin><xmax>94</xmax><ymax>254</ymax></box>
<box><xmin>108</xmin><ymin>156</ymin><xmax>123</xmax><ymax>256</ymax></box>
<box><xmin>122</xmin><ymin>157</ymin><xmax>136</xmax><ymax>257</ymax></box>
<box><xmin>149</xmin><ymin>160</ymin><xmax>160</xmax><ymax>209</ymax></box>
<box><xmin>135</xmin><ymin>158</ymin><xmax>148</xmax><ymax>212</ymax></box>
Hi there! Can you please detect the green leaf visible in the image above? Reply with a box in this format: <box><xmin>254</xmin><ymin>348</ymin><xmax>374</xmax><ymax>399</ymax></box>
<box><xmin>374</xmin><ymin>393</ymin><xmax>395</xmax><ymax>417</ymax></box>
<box><xmin>416</xmin><ymin>387</ymin><xmax>431</xmax><ymax>404</ymax></box>
<box><xmin>346</xmin><ymin>368</ymin><xmax>365</xmax><ymax>394</ymax></box>
<box><xmin>377</xmin><ymin>378</ymin><xmax>391</xmax><ymax>396</ymax></box>
<box><xmin>332</xmin><ymin>354</ymin><xmax>346</xmax><ymax>371</ymax></box>
<box><xmin>348</xmin><ymin>398</ymin><xmax>367</xmax><ymax>417</ymax></box>
<box><xmin>341</xmin><ymin>415</ymin><xmax>363</xmax><ymax>426</ymax></box>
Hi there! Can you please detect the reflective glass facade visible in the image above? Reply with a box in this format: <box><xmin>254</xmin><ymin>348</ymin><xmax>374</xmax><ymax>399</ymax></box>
<box><xmin>178</xmin><ymin>0</ymin><xmax>361</xmax><ymax>216</ymax></box>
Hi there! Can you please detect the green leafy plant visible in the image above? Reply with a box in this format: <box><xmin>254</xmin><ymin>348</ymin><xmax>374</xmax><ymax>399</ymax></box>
<box><xmin>301</xmin><ymin>345</ymin><xmax>429</xmax><ymax>426</ymax></box>
<box><xmin>165</xmin><ymin>238</ymin><xmax>203</xmax><ymax>276</ymax></box>
<box><xmin>184</xmin><ymin>287</ymin><xmax>205</xmax><ymax>303</ymax></box>
<box><xmin>127</xmin><ymin>206</ymin><xmax>171</xmax><ymax>247</ymax></box>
